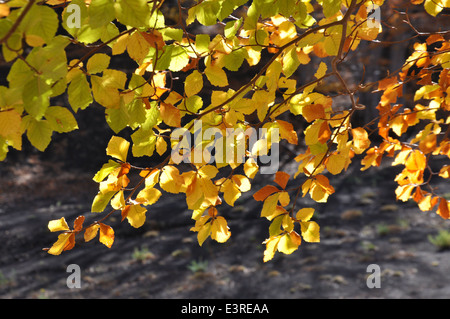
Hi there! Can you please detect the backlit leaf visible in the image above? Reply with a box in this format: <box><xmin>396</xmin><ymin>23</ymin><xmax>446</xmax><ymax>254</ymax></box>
<box><xmin>48</xmin><ymin>217</ymin><xmax>70</xmax><ymax>232</ymax></box>
<box><xmin>106</xmin><ymin>136</ymin><xmax>130</xmax><ymax>162</ymax></box>
<box><xmin>99</xmin><ymin>223</ymin><xmax>114</xmax><ymax>248</ymax></box>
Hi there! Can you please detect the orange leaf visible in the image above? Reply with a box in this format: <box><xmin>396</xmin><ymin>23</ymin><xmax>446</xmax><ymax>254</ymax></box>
<box><xmin>437</xmin><ymin>198</ymin><xmax>450</xmax><ymax>219</ymax></box>
<box><xmin>99</xmin><ymin>223</ymin><xmax>115</xmax><ymax>248</ymax></box>
<box><xmin>208</xmin><ymin>207</ymin><xmax>218</xmax><ymax>218</ymax></box>
<box><xmin>141</xmin><ymin>30</ymin><xmax>165</xmax><ymax>50</ymax></box>
<box><xmin>314</xmin><ymin>174</ymin><xmax>334</xmax><ymax>194</ymax></box>
<box><xmin>73</xmin><ymin>216</ymin><xmax>85</xmax><ymax>233</ymax></box>
<box><xmin>405</xmin><ymin>150</ymin><xmax>427</xmax><ymax>172</ymax></box>
<box><xmin>84</xmin><ymin>224</ymin><xmax>100</xmax><ymax>242</ymax></box>
<box><xmin>302</xmin><ymin>104</ymin><xmax>325</xmax><ymax>122</ymax></box>
<box><xmin>318</xmin><ymin>121</ymin><xmax>331</xmax><ymax>144</ymax></box>
<box><xmin>117</xmin><ymin>162</ymin><xmax>131</xmax><ymax>178</ymax></box>
<box><xmin>277</xmin><ymin>120</ymin><xmax>298</xmax><ymax>145</ymax></box>
<box><xmin>63</xmin><ymin>233</ymin><xmax>76</xmax><ymax>252</ymax></box>
<box><xmin>160</xmin><ymin>102</ymin><xmax>181</xmax><ymax>127</ymax></box>
<box><xmin>253</xmin><ymin>185</ymin><xmax>280</xmax><ymax>201</ymax></box>
<box><xmin>274</xmin><ymin>171</ymin><xmax>290</xmax><ymax>189</ymax></box>
<box><xmin>121</xmin><ymin>205</ymin><xmax>131</xmax><ymax>221</ymax></box>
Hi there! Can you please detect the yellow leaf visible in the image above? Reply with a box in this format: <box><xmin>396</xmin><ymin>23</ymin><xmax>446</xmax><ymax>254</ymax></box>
<box><xmin>439</xmin><ymin>165</ymin><xmax>450</xmax><ymax>179</ymax></box>
<box><xmin>84</xmin><ymin>224</ymin><xmax>100</xmax><ymax>242</ymax></box>
<box><xmin>185</xmin><ymin>70</ymin><xmax>203</xmax><ymax>97</ymax></box>
<box><xmin>277</xmin><ymin>232</ymin><xmax>300</xmax><ymax>255</ymax></box>
<box><xmin>136</xmin><ymin>187</ymin><xmax>162</xmax><ymax>206</ymax></box>
<box><xmin>326</xmin><ymin>152</ymin><xmax>347</xmax><ymax>175</ymax></box>
<box><xmin>199</xmin><ymin>177</ymin><xmax>219</xmax><ymax>205</ymax></box>
<box><xmin>204</xmin><ymin>65</ymin><xmax>228</xmax><ymax>87</ymax></box>
<box><xmin>300</xmin><ymin>221</ymin><xmax>320</xmax><ymax>242</ymax></box>
<box><xmin>263</xmin><ymin>205</ymin><xmax>287</xmax><ymax>221</ymax></box>
<box><xmin>160</xmin><ymin>165</ymin><xmax>184</xmax><ymax>193</ymax></box>
<box><xmin>296</xmin><ymin>208</ymin><xmax>315</xmax><ymax>221</ymax></box>
<box><xmin>99</xmin><ymin>223</ymin><xmax>114</xmax><ymax>248</ymax></box>
<box><xmin>210</xmin><ymin>216</ymin><xmax>231</xmax><ymax>243</ymax></box>
<box><xmin>278</xmin><ymin>191</ymin><xmax>290</xmax><ymax>207</ymax></box>
<box><xmin>198</xmin><ymin>165</ymin><xmax>219</xmax><ymax>179</ymax></box>
<box><xmin>141</xmin><ymin>168</ymin><xmax>160</xmax><ymax>188</ymax></box>
<box><xmin>221</xmin><ymin>179</ymin><xmax>241</xmax><ymax>207</ymax></box>
<box><xmin>351</xmin><ymin>127</ymin><xmax>370</xmax><ymax>154</ymax></box>
<box><xmin>156</xmin><ymin>136</ymin><xmax>167</xmax><ymax>156</ymax></box>
<box><xmin>261</xmin><ymin>193</ymin><xmax>281</xmax><ymax>219</ymax></box>
<box><xmin>315</xmin><ymin>62</ymin><xmax>327</xmax><ymax>79</ymax></box>
<box><xmin>282</xmin><ymin>214</ymin><xmax>294</xmax><ymax>232</ymax></box>
<box><xmin>110</xmin><ymin>190</ymin><xmax>125</xmax><ymax>210</ymax></box>
<box><xmin>47</xmin><ymin>233</ymin><xmax>73</xmax><ymax>255</ymax></box>
<box><xmin>185</xmin><ymin>177</ymin><xmax>204</xmax><ymax>209</ymax></box>
<box><xmin>106</xmin><ymin>136</ymin><xmax>130</xmax><ymax>162</ymax></box>
<box><xmin>0</xmin><ymin>109</ymin><xmax>22</xmax><ymax>140</ymax></box>
<box><xmin>263</xmin><ymin>236</ymin><xmax>281</xmax><ymax>262</ymax></box>
<box><xmin>48</xmin><ymin>217</ymin><xmax>70</xmax><ymax>232</ymax></box>
<box><xmin>244</xmin><ymin>158</ymin><xmax>259</xmax><ymax>179</ymax></box>
<box><xmin>196</xmin><ymin>221</ymin><xmax>212</xmax><ymax>246</ymax></box>
<box><xmin>126</xmin><ymin>204</ymin><xmax>148</xmax><ymax>228</ymax></box>
<box><xmin>395</xmin><ymin>185</ymin><xmax>415</xmax><ymax>202</ymax></box>
<box><xmin>231</xmin><ymin>174</ymin><xmax>251</xmax><ymax>192</ymax></box>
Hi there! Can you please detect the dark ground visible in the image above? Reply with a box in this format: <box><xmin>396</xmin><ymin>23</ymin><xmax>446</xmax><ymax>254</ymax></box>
<box><xmin>0</xmin><ymin>146</ymin><xmax>449</xmax><ymax>299</ymax></box>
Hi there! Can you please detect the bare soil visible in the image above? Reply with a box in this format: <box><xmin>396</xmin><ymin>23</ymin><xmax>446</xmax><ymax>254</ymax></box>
<box><xmin>0</xmin><ymin>153</ymin><xmax>449</xmax><ymax>299</ymax></box>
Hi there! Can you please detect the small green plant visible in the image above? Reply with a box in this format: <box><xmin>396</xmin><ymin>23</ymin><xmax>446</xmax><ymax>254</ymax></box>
<box><xmin>376</xmin><ymin>224</ymin><xmax>391</xmax><ymax>236</ymax></box>
<box><xmin>131</xmin><ymin>246</ymin><xmax>155</xmax><ymax>262</ymax></box>
<box><xmin>428</xmin><ymin>230</ymin><xmax>450</xmax><ymax>250</ymax></box>
<box><xmin>187</xmin><ymin>259</ymin><xmax>209</xmax><ymax>273</ymax></box>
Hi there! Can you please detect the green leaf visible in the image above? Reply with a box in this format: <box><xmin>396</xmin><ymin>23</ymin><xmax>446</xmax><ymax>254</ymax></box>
<box><xmin>91</xmin><ymin>75</ymin><xmax>120</xmax><ymax>108</ymax></box>
<box><xmin>92</xmin><ymin>191</ymin><xmax>116</xmax><ymax>213</ymax></box>
<box><xmin>23</xmin><ymin>77</ymin><xmax>52</xmax><ymax>120</ymax></box>
<box><xmin>93</xmin><ymin>160</ymin><xmax>121</xmax><ymax>183</ymax></box>
<box><xmin>189</xmin><ymin>0</ymin><xmax>221</xmax><ymax>26</ymax></box>
<box><xmin>195</xmin><ymin>34</ymin><xmax>210</xmax><ymax>55</ymax></box>
<box><xmin>7</xmin><ymin>59</ymin><xmax>34</xmax><ymax>90</ymax></box>
<box><xmin>105</xmin><ymin>99</ymin><xmax>130</xmax><ymax>133</ymax></box>
<box><xmin>88</xmin><ymin>0</ymin><xmax>116</xmax><ymax>28</ymax></box>
<box><xmin>141</xmin><ymin>103</ymin><xmax>161</xmax><ymax>131</ymax></box>
<box><xmin>224</xmin><ymin>48</ymin><xmax>247</xmax><ymax>71</ymax></box>
<box><xmin>161</xmin><ymin>27</ymin><xmax>184</xmax><ymax>42</ymax></box>
<box><xmin>324</xmin><ymin>32</ymin><xmax>341</xmax><ymax>56</ymax></box>
<box><xmin>168</xmin><ymin>46</ymin><xmax>190</xmax><ymax>72</ymax></box>
<box><xmin>185</xmin><ymin>95</ymin><xmax>204</xmax><ymax>113</ymax></box>
<box><xmin>68</xmin><ymin>73</ymin><xmax>93</xmax><ymax>112</ymax></box>
<box><xmin>21</xmin><ymin>4</ymin><xmax>58</xmax><ymax>44</ymax></box>
<box><xmin>282</xmin><ymin>46</ymin><xmax>300</xmax><ymax>78</ymax></box>
<box><xmin>224</xmin><ymin>18</ymin><xmax>242</xmax><ymax>38</ymax></box>
<box><xmin>87</xmin><ymin>53</ymin><xmax>111</xmax><ymax>75</ymax></box>
<box><xmin>45</xmin><ymin>106</ymin><xmax>78</xmax><ymax>133</ymax></box>
<box><xmin>131</xmin><ymin>127</ymin><xmax>157</xmax><ymax>157</ymax></box>
<box><xmin>26</xmin><ymin>117</ymin><xmax>53</xmax><ymax>152</ymax></box>
<box><xmin>114</xmin><ymin>0</ymin><xmax>150</xmax><ymax>28</ymax></box>
<box><xmin>322</xmin><ymin>0</ymin><xmax>342</xmax><ymax>18</ymax></box>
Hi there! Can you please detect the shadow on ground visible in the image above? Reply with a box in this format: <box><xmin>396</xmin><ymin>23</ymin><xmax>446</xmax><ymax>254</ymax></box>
<box><xmin>0</xmin><ymin>154</ymin><xmax>449</xmax><ymax>299</ymax></box>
